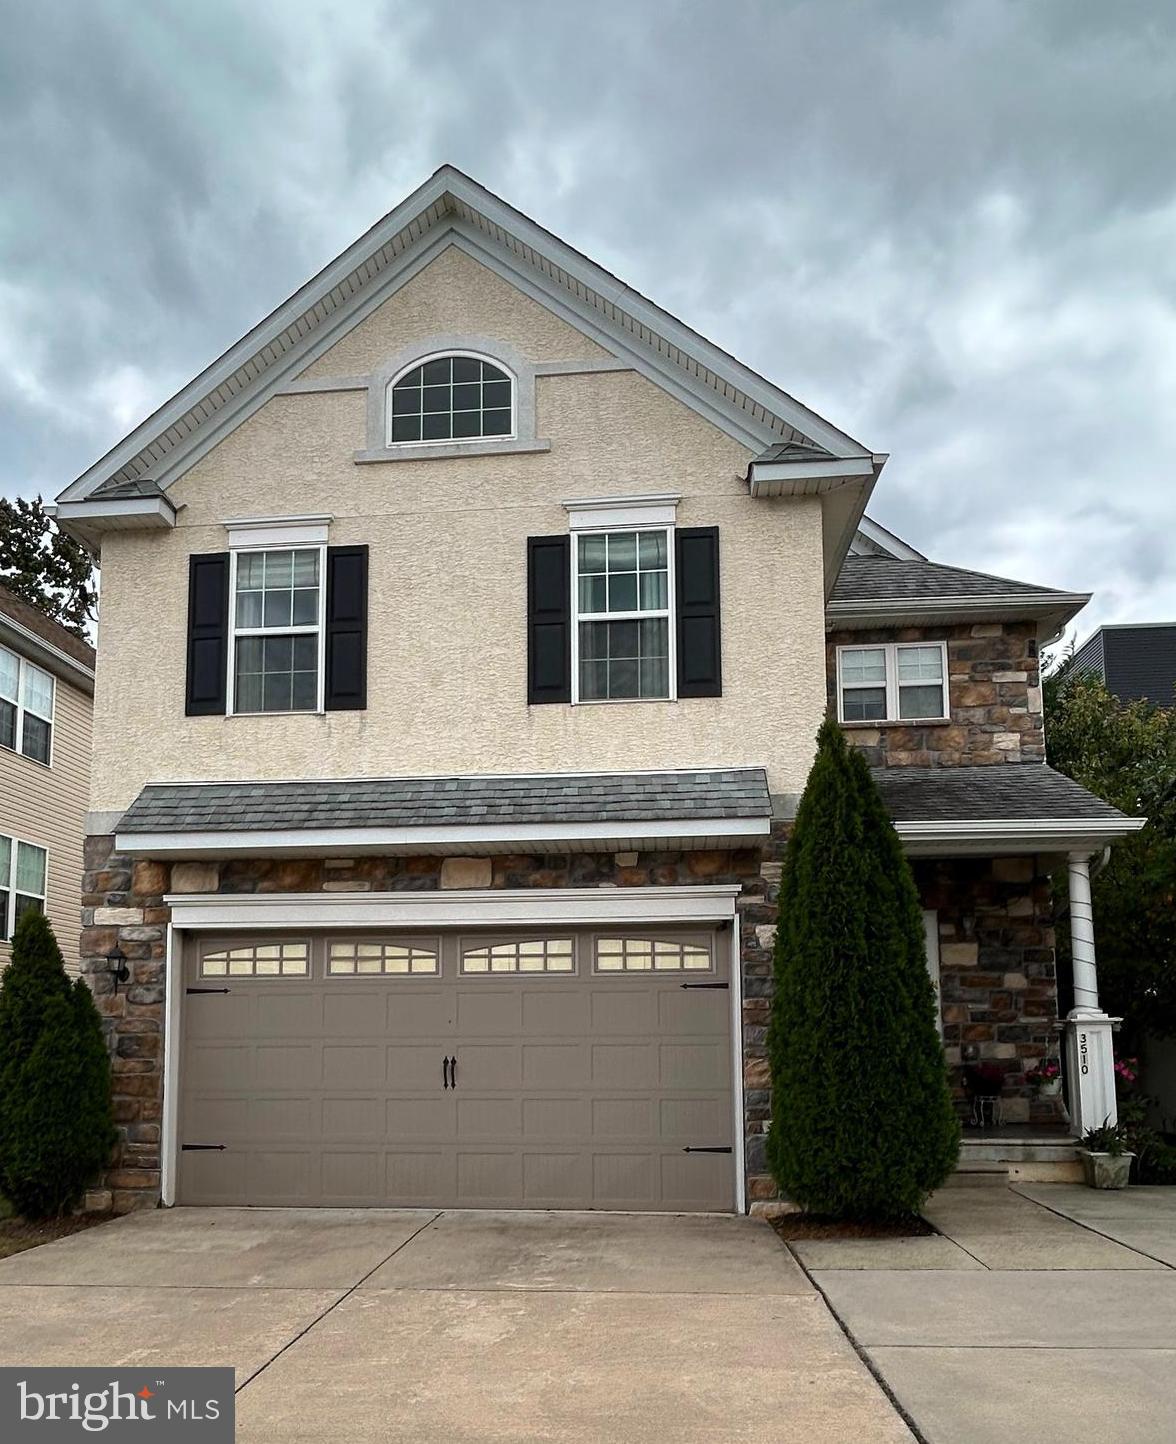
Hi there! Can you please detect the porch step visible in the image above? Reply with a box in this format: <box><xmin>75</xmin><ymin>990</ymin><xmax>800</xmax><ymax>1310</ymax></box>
<box><xmin>945</xmin><ymin>1161</ymin><xmax>1009</xmax><ymax>1187</ymax></box>
<box><xmin>961</xmin><ymin>1136</ymin><xmax>1080</xmax><ymax>1165</ymax></box>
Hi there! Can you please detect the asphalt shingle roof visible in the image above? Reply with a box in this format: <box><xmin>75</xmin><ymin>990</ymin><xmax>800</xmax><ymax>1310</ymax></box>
<box><xmin>117</xmin><ymin>769</ymin><xmax>773</xmax><ymax>834</ymax></box>
<box><xmin>832</xmin><ymin>557</ymin><xmax>1073</xmax><ymax>606</ymax></box>
<box><xmin>870</xmin><ymin>764</ymin><xmax>1128</xmax><ymax>824</ymax></box>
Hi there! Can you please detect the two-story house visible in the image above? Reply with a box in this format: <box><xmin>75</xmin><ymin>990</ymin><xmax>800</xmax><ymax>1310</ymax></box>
<box><xmin>1071</xmin><ymin>622</ymin><xmax>1176</xmax><ymax>707</ymax></box>
<box><xmin>52</xmin><ymin>168</ymin><xmax>1140</xmax><ymax>1214</ymax></box>
<box><xmin>0</xmin><ymin>582</ymin><xmax>95</xmax><ymax>971</ymax></box>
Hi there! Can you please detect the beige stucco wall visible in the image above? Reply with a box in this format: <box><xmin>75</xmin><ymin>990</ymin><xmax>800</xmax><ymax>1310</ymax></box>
<box><xmin>1</xmin><ymin>675</ymin><xmax>92</xmax><ymax>970</ymax></box>
<box><xmin>91</xmin><ymin>247</ymin><xmax>829</xmax><ymax>812</ymax></box>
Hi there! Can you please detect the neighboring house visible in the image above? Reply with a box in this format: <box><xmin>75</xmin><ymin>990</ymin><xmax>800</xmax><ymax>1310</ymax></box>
<box><xmin>52</xmin><ymin>168</ymin><xmax>1141</xmax><ymax>1214</ymax></box>
<box><xmin>0</xmin><ymin>582</ymin><xmax>95</xmax><ymax>972</ymax></box>
<box><xmin>1071</xmin><ymin>622</ymin><xmax>1176</xmax><ymax>707</ymax></box>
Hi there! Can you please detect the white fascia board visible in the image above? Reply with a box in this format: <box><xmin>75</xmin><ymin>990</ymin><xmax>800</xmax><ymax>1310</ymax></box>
<box><xmin>748</xmin><ymin>456</ymin><xmax>876</xmax><ymax>492</ymax></box>
<box><xmin>895</xmin><ymin>816</ymin><xmax>1146</xmax><ymax>856</ymax></box>
<box><xmin>826</xmin><ymin>593</ymin><xmax>1092</xmax><ymax>627</ymax></box>
<box><xmin>563</xmin><ymin>494</ymin><xmax>681</xmax><ymax>530</ymax></box>
<box><xmin>117</xmin><ymin>815</ymin><xmax>771</xmax><ymax>859</ymax></box>
<box><xmin>54</xmin><ymin>496</ymin><xmax>176</xmax><ymax>528</ymax></box>
<box><xmin>0</xmin><ymin>613</ymin><xmax>95</xmax><ymax>692</ymax></box>
<box><xmin>856</xmin><ymin>516</ymin><xmax>926</xmax><ymax>561</ymax></box>
<box><xmin>163</xmin><ymin>884</ymin><xmax>743</xmax><ymax>930</ymax></box>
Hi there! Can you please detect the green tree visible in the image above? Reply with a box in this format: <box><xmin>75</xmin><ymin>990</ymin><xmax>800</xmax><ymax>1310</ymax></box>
<box><xmin>0</xmin><ymin>495</ymin><xmax>97</xmax><ymax>640</ymax></box>
<box><xmin>0</xmin><ymin>911</ymin><xmax>115</xmax><ymax>1218</ymax></box>
<box><xmin>1044</xmin><ymin>664</ymin><xmax>1176</xmax><ymax>1043</ymax></box>
<box><xmin>767</xmin><ymin>719</ymin><xmax>959</xmax><ymax>1218</ymax></box>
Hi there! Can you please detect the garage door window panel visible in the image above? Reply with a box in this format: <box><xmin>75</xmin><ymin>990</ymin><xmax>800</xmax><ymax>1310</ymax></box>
<box><xmin>594</xmin><ymin>936</ymin><xmax>713</xmax><ymax>972</ymax></box>
<box><xmin>461</xmin><ymin>937</ymin><xmax>576</xmax><ymax>974</ymax></box>
<box><xmin>200</xmin><ymin>940</ymin><xmax>311</xmax><ymax>978</ymax></box>
<box><xmin>327</xmin><ymin>938</ymin><xmax>440</xmax><ymax>975</ymax></box>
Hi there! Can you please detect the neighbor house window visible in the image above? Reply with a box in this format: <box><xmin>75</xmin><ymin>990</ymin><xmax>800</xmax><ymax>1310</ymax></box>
<box><xmin>0</xmin><ymin>836</ymin><xmax>47</xmax><ymax>942</ymax></box>
<box><xmin>388</xmin><ymin>354</ymin><xmax>514</xmax><ymax>444</ymax></box>
<box><xmin>575</xmin><ymin>530</ymin><xmax>671</xmax><ymax>701</ymax></box>
<box><xmin>0</xmin><ymin>644</ymin><xmax>55</xmax><ymax>764</ymax></box>
<box><xmin>837</xmin><ymin>642</ymin><xmax>948</xmax><ymax>722</ymax></box>
<box><xmin>230</xmin><ymin>548</ymin><xmax>323</xmax><ymax>713</ymax></box>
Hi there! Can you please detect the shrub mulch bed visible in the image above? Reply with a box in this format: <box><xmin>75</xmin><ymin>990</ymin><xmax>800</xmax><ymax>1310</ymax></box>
<box><xmin>771</xmin><ymin>1214</ymin><xmax>936</xmax><ymax>1241</ymax></box>
<box><xmin>0</xmin><ymin>1213</ymin><xmax>112</xmax><ymax>1260</ymax></box>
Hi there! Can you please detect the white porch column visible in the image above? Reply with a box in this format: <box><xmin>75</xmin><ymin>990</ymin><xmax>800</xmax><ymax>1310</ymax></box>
<box><xmin>1063</xmin><ymin>851</ymin><xmax>1119</xmax><ymax>1134</ymax></box>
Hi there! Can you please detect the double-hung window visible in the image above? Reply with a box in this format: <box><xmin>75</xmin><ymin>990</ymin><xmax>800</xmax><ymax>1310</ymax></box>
<box><xmin>0</xmin><ymin>644</ymin><xmax>54</xmax><ymax>764</ymax></box>
<box><xmin>0</xmin><ymin>836</ymin><xmax>47</xmax><ymax>941</ymax></box>
<box><xmin>837</xmin><ymin>642</ymin><xmax>948</xmax><ymax>722</ymax></box>
<box><xmin>574</xmin><ymin>529</ymin><xmax>672</xmax><ymax>701</ymax></box>
<box><xmin>230</xmin><ymin>547</ymin><xmax>323</xmax><ymax>713</ymax></box>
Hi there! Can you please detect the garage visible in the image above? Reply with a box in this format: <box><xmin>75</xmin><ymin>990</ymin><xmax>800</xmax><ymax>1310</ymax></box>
<box><xmin>178</xmin><ymin>925</ymin><xmax>735</xmax><ymax>1211</ymax></box>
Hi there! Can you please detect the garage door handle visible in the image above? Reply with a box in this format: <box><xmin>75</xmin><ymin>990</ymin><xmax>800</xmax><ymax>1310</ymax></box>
<box><xmin>679</xmin><ymin>982</ymin><xmax>729</xmax><ymax>990</ymax></box>
<box><xmin>682</xmin><ymin>1146</ymin><xmax>733</xmax><ymax>1154</ymax></box>
<box><xmin>186</xmin><ymin>987</ymin><xmax>231</xmax><ymax>995</ymax></box>
<box><xmin>450</xmin><ymin>1055</ymin><xmax>458</xmax><ymax>1089</ymax></box>
<box><xmin>442</xmin><ymin>1056</ymin><xmax>450</xmax><ymax>1089</ymax></box>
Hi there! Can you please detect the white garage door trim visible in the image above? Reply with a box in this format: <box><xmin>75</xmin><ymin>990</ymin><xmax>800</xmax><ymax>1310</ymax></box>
<box><xmin>161</xmin><ymin>886</ymin><xmax>745</xmax><ymax>1212</ymax></box>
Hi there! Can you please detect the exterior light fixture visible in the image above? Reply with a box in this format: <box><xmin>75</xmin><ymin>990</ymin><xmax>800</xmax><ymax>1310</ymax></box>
<box><xmin>107</xmin><ymin>944</ymin><xmax>130</xmax><ymax>991</ymax></box>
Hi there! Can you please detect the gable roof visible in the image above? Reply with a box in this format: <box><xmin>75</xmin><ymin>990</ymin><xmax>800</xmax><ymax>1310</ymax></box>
<box><xmin>57</xmin><ymin>166</ymin><xmax>874</xmax><ymax>508</ymax></box>
<box><xmin>828</xmin><ymin>556</ymin><xmax>1090</xmax><ymax>638</ymax></box>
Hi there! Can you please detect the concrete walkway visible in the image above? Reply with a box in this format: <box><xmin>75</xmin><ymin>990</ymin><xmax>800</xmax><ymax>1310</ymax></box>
<box><xmin>0</xmin><ymin>1208</ymin><xmax>912</xmax><ymax>1443</ymax></box>
<box><xmin>804</xmin><ymin>1184</ymin><xmax>1176</xmax><ymax>1444</ymax></box>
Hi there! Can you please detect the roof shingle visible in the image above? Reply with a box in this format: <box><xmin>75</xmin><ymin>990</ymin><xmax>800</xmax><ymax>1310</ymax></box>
<box><xmin>870</xmin><ymin>764</ymin><xmax>1128</xmax><ymax>824</ymax></box>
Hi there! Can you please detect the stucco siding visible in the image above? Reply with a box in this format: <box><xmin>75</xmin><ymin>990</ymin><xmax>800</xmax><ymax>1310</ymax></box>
<box><xmin>91</xmin><ymin>248</ymin><xmax>829</xmax><ymax>812</ymax></box>
<box><xmin>1</xmin><ymin>677</ymin><xmax>92</xmax><ymax>971</ymax></box>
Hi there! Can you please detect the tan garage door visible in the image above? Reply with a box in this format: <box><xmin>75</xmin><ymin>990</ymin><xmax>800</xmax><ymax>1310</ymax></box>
<box><xmin>178</xmin><ymin>927</ymin><xmax>734</xmax><ymax>1211</ymax></box>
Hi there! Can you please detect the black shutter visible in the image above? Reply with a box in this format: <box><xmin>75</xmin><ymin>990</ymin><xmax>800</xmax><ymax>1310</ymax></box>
<box><xmin>527</xmin><ymin>536</ymin><xmax>571</xmax><ymax>704</ymax></box>
<box><xmin>676</xmin><ymin>527</ymin><xmax>722</xmax><ymax>698</ymax></box>
<box><xmin>325</xmin><ymin>545</ymin><xmax>368</xmax><ymax>711</ymax></box>
<box><xmin>185</xmin><ymin>553</ymin><xmax>229</xmax><ymax>716</ymax></box>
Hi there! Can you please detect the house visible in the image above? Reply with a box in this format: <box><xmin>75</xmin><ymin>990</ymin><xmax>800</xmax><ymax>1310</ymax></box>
<box><xmin>0</xmin><ymin>582</ymin><xmax>95</xmax><ymax>971</ymax></box>
<box><xmin>51</xmin><ymin>167</ymin><xmax>1142</xmax><ymax>1214</ymax></box>
<box><xmin>1071</xmin><ymin>622</ymin><xmax>1176</xmax><ymax>707</ymax></box>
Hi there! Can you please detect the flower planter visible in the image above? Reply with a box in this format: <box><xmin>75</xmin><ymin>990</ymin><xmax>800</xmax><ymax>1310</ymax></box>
<box><xmin>1037</xmin><ymin>1078</ymin><xmax>1062</xmax><ymax>1098</ymax></box>
<box><xmin>1079</xmin><ymin>1149</ymin><xmax>1134</xmax><ymax>1190</ymax></box>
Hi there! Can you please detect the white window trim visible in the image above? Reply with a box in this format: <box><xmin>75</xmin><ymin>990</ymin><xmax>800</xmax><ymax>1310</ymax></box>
<box><xmin>836</xmin><ymin>640</ymin><xmax>949</xmax><ymax>724</ymax></box>
<box><xmin>0</xmin><ymin>643</ymin><xmax>56</xmax><ymax>768</ymax></box>
<box><xmin>226</xmin><ymin>543</ymin><xmax>327</xmax><ymax>717</ymax></box>
<box><xmin>563</xmin><ymin>494</ymin><xmax>681</xmax><ymax>531</ymax></box>
<box><xmin>325</xmin><ymin>935</ymin><xmax>442</xmax><ymax>978</ymax></box>
<box><xmin>458</xmin><ymin>933</ymin><xmax>578</xmax><ymax>977</ymax></box>
<box><xmin>0</xmin><ymin>834</ymin><xmax>48</xmax><ymax>942</ymax></box>
<box><xmin>224</xmin><ymin>514</ymin><xmax>332</xmax><ymax>549</ymax></box>
<box><xmin>571</xmin><ymin>524</ymin><xmax>677</xmax><ymax>705</ymax></box>
<box><xmin>384</xmin><ymin>349</ymin><xmax>517</xmax><ymax>449</ymax></box>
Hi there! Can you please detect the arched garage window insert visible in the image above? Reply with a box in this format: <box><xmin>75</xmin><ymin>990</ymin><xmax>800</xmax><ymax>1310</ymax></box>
<box><xmin>387</xmin><ymin>354</ymin><xmax>515</xmax><ymax>445</ymax></box>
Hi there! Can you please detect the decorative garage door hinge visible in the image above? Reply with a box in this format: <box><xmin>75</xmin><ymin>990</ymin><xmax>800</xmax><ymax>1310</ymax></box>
<box><xmin>679</xmin><ymin>981</ymin><xmax>729</xmax><ymax>989</ymax></box>
<box><xmin>186</xmin><ymin>986</ymin><xmax>231</xmax><ymax>994</ymax></box>
<box><xmin>681</xmin><ymin>1146</ymin><xmax>733</xmax><ymax>1153</ymax></box>
<box><xmin>181</xmin><ymin>1144</ymin><xmax>227</xmax><ymax>1152</ymax></box>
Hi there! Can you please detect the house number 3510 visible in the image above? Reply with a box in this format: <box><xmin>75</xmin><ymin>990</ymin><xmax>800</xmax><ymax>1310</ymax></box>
<box><xmin>1079</xmin><ymin>1032</ymin><xmax>1089</xmax><ymax>1076</ymax></box>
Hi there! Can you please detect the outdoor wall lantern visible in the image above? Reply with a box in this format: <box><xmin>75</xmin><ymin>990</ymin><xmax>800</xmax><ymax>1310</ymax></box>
<box><xmin>106</xmin><ymin>944</ymin><xmax>130</xmax><ymax>992</ymax></box>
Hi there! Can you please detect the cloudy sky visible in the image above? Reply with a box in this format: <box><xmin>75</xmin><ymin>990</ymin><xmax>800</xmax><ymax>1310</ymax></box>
<box><xmin>3</xmin><ymin>1</ymin><xmax>1173</xmax><ymax>641</ymax></box>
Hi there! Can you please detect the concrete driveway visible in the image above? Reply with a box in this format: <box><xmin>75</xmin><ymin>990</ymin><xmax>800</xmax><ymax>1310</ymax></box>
<box><xmin>805</xmin><ymin>1184</ymin><xmax>1176</xmax><ymax>1444</ymax></box>
<box><xmin>0</xmin><ymin>1208</ymin><xmax>911</xmax><ymax>1443</ymax></box>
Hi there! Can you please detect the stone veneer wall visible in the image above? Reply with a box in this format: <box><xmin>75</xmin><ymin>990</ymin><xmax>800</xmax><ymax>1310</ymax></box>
<box><xmin>80</xmin><ymin>835</ymin><xmax>780</xmax><ymax>1213</ymax></box>
<box><xmin>827</xmin><ymin>620</ymin><xmax>1044</xmax><ymax>766</ymax></box>
<box><xmin>914</xmin><ymin>855</ymin><xmax>1061</xmax><ymax>1124</ymax></box>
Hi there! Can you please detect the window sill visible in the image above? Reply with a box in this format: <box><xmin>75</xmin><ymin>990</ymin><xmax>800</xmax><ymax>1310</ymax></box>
<box><xmin>570</xmin><ymin>696</ymin><xmax>678</xmax><ymax>707</ymax></box>
<box><xmin>840</xmin><ymin>717</ymin><xmax>952</xmax><ymax>728</ymax></box>
<box><xmin>354</xmin><ymin>438</ymin><xmax>551</xmax><ymax>464</ymax></box>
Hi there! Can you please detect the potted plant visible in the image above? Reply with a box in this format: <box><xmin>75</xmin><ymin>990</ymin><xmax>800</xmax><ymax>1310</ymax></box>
<box><xmin>1079</xmin><ymin>1120</ymin><xmax>1134</xmax><ymax>1189</ymax></box>
<box><xmin>1027</xmin><ymin>1059</ymin><xmax>1062</xmax><ymax>1098</ymax></box>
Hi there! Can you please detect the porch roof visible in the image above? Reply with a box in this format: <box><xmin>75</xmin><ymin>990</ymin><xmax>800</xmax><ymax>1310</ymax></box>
<box><xmin>112</xmin><ymin>768</ymin><xmax>773</xmax><ymax>858</ymax></box>
<box><xmin>871</xmin><ymin>763</ymin><xmax>1145</xmax><ymax>856</ymax></box>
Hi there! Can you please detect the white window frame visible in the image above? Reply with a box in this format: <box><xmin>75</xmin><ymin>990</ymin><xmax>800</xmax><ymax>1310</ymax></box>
<box><xmin>226</xmin><ymin>544</ymin><xmax>327</xmax><ymax>717</ymax></box>
<box><xmin>326</xmin><ymin>936</ymin><xmax>441</xmax><ymax>977</ymax></box>
<box><xmin>458</xmin><ymin>934</ymin><xmax>578</xmax><ymax>976</ymax></box>
<box><xmin>0</xmin><ymin>834</ymin><xmax>48</xmax><ymax>942</ymax></box>
<box><xmin>836</xmin><ymin>641</ymin><xmax>949</xmax><ymax>724</ymax></box>
<box><xmin>571</xmin><ymin>526</ymin><xmax>677</xmax><ymax>705</ymax></box>
<box><xmin>592</xmin><ymin>932</ymin><xmax>715</xmax><ymax>974</ymax></box>
<box><xmin>198</xmin><ymin>937</ymin><xmax>312</xmax><ymax>979</ymax></box>
<box><xmin>385</xmin><ymin>350</ymin><xmax>517</xmax><ymax>449</ymax></box>
<box><xmin>0</xmin><ymin>644</ymin><xmax>55</xmax><ymax>768</ymax></box>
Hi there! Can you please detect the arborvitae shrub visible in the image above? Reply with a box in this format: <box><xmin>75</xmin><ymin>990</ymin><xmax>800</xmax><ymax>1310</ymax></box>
<box><xmin>767</xmin><ymin>719</ymin><xmax>959</xmax><ymax>1219</ymax></box>
<box><xmin>0</xmin><ymin>911</ymin><xmax>116</xmax><ymax>1218</ymax></box>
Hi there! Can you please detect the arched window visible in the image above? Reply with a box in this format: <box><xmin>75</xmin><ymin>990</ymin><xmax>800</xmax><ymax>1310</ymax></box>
<box><xmin>388</xmin><ymin>353</ymin><xmax>515</xmax><ymax>444</ymax></box>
